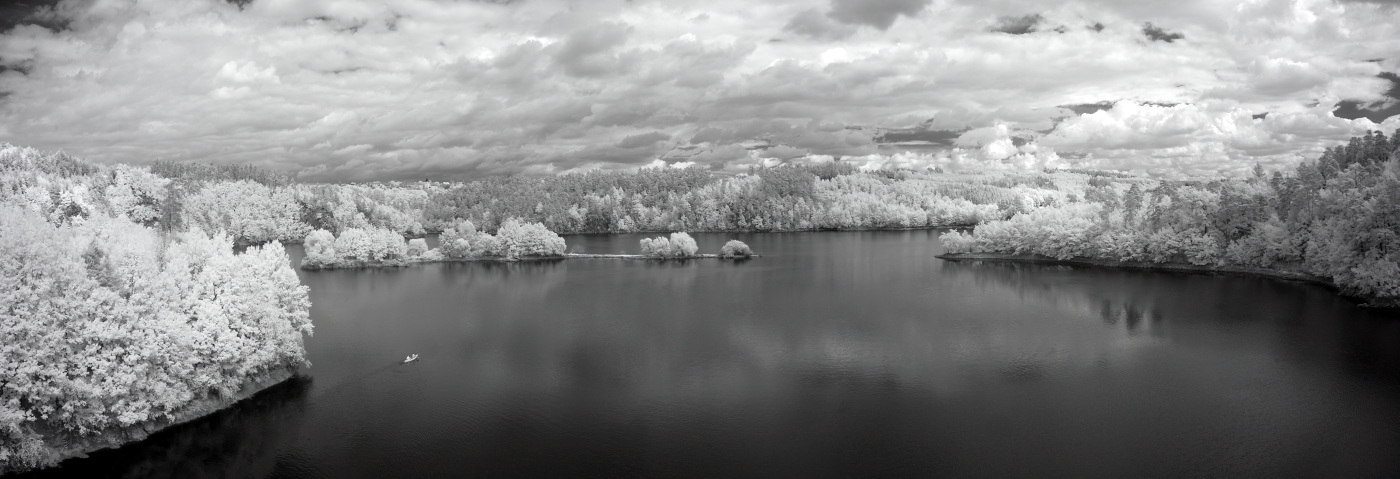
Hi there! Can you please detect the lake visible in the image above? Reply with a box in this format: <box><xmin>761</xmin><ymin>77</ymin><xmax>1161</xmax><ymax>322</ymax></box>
<box><xmin>20</xmin><ymin>230</ymin><xmax>1400</xmax><ymax>478</ymax></box>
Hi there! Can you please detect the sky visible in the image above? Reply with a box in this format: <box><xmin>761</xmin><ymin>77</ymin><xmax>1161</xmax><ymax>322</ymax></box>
<box><xmin>1</xmin><ymin>0</ymin><xmax>1399</xmax><ymax>182</ymax></box>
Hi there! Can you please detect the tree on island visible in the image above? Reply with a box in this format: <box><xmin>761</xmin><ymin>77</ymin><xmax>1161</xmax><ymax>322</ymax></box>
<box><xmin>495</xmin><ymin>218</ymin><xmax>567</xmax><ymax>259</ymax></box>
<box><xmin>641</xmin><ymin>232</ymin><xmax>699</xmax><ymax>258</ymax></box>
<box><xmin>719</xmin><ymin>240</ymin><xmax>753</xmax><ymax>258</ymax></box>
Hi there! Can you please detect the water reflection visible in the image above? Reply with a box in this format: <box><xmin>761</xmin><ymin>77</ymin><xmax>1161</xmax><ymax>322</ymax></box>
<box><xmin>19</xmin><ymin>377</ymin><xmax>312</xmax><ymax>479</ymax></box>
<box><xmin>33</xmin><ymin>230</ymin><xmax>1400</xmax><ymax>478</ymax></box>
<box><xmin>938</xmin><ymin>258</ymin><xmax>1400</xmax><ymax>382</ymax></box>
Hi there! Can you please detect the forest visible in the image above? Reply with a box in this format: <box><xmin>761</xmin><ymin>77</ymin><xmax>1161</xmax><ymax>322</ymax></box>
<box><xmin>2</xmin><ymin>127</ymin><xmax>1397</xmax><ymax>471</ymax></box>
<box><xmin>138</xmin><ymin>159</ymin><xmax>1035</xmax><ymax>249</ymax></box>
<box><xmin>941</xmin><ymin>129</ymin><xmax>1400</xmax><ymax>307</ymax></box>
<box><xmin>0</xmin><ymin>147</ymin><xmax>311</xmax><ymax>473</ymax></box>
<box><xmin>100</xmin><ymin>152</ymin><xmax>1057</xmax><ymax>248</ymax></box>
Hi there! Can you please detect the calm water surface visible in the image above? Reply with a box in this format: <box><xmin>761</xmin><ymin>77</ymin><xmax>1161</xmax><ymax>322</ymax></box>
<box><xmin>23</xmin><ymin>231</ymin><xmax>1400</xmax><ymax>478</ymax></box>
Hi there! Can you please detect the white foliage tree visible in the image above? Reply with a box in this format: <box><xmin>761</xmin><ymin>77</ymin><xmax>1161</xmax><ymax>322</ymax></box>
<box><xmin>181</xmin><ymin>181</ymin><xmax>308</xmax><ymax>245</ymax></box>
<box><xmin>301</xmin><ymin>229</ymin><xmax>337</xmax><ymax>267</ymax></box>
<box><xmin>406</xmin><ymin>238</ymin><xmax>429</xmax><ymax>257</ymax></box>
<box><xmin>0</xmin><ymin>205</ymin><xmax>311</xmax><ymax>472</ymax></box>
<box><xmin>641</xmin><ymin>232</ymin><xmax>698</xmax><ymax>258</ymax></box>
<box><xmin>495</xmin><ymin>218</ymin><xmax>566</xmax><ymax>259</ymax></box>
<box><xmin>719</xmin><ymin>239</ymin><xmax>752</xmax><ymax>258</ymax></box>
<box><xmin>333</xmin><ymin>228</ymin><xmax>374</xmax><ymax>261</ymax></box>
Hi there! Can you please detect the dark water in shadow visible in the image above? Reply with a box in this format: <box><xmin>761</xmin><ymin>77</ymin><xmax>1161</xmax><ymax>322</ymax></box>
<box><xmin>23</xmin><ymin>230</ymin><xmax>1400</xmax><ymax>478</ymax></box>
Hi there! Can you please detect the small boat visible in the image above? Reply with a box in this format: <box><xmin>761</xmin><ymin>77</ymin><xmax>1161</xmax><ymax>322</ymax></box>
<box><xmin>403</xmin><ymin>354</ymin><xmax>419</xmax><ymax>363</ymax></box>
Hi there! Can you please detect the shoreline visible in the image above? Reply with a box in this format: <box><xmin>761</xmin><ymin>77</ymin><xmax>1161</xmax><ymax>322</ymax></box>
<box><xmin>556</xmin><ymin>224</ymin><xmax>977</xmax><ymax>235</ymax></box>
<box><xmin>12</xmin><ymin>366</ymin><xmax>299</xmax><ymax>474</ymax></box>
<box><xmin>935</xmin><ymin>252</ymin><xmax>1397</xmax><ymax>308</ymax></box>
<box><xmin>254</xmin><ymin>225</ymin><xmax>973</xmax><ymax>249</ymax></box>
<box><xmin>935</xmin><ymin>252</ymin><xmax>1333</xmax><ymax>285</ymax></box>
<box><xmin>562</xmin><ymin>253</ymin><xmax>746</xmax><ymax>259</ymax></box>
<box><xmin>300</xmin><ymin>253</ymin><xmax>758</xmax><ymax>270</ymax></box>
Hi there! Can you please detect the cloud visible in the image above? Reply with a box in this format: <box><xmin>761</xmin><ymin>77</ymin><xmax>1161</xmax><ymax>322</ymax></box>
<box><xmin>0</xmin><ymin>0</ymin><xmax>64</xmax><ymax>32</ymax></box>
<box><xmin>217</xmin><ymin>60</ymin><xmax>279</xmax><ymax>83</ymax></box>
<box><xmin>989</xmin><ymin>14</ymin><xmax>1044</xmax><ymax>35</ymax></box>
<box><xmin>1141</xmin><ymin>22</ymin><xmax>1184</xmax><ymax>43</ymax></box>
<box><xmin>0</xmin><ymin>0</ymin><xmax>1397</xmax><ymax>181</ymax></box>
<box><xmin>827</xmin><ymin>0</ymin><xmax>931</xmax><ymax>30</ymax></box>
<box><xmin>616</xmin><ymin>131</ymin><xmax>671</xmax><ymax>149</ymax></box>
<box><xmin>783</xmin><ymin>9</ymin><xmax>856</xmax><ymax>40</ymax></box>
<box><xmin>1039</xmin><ymin>100</ymin><xmax>1392</xmax><ymax>176</ymax></box>
<box><xmin>553</xmin><ymin>21</ymin><xmax>633</xmax><ymax>77</ymax></box>
<box><xmin>874</xmin><ymin>126</ymin><xmax>964</xmax><ymax>146</ymax></box>
<box><xmin>1333</xmin><ymin>72</ymin><xmax>1400</xmax><ymax>122</ymax></box>
<box><xmin>1061</xmin><ymin>101</ymin><xmax>1114</xmax><ymax>116</ymax></box>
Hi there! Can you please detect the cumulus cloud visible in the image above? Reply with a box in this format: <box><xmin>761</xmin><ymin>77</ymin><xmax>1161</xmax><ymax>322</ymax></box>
<box><xmin>0</xmin><ymin>0</ymin><xmax>1398</xmax><ymax>181</ymax></box>
<box><xmin>1040</xmin><ymin>100</ymin><xmax>1397</xmax><ymax>176</ymax></box>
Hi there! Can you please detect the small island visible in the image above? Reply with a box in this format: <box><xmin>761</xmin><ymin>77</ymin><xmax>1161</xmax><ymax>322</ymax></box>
<box><xmin>299</xmin><ymin>224</ymin><xmax>756</xmax><ymax>270</ymax></box>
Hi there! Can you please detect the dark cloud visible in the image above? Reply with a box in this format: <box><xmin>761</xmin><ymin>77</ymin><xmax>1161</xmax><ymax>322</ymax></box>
<box><xmin>1061</xmin><ymin>101</ymin><xmax>1114</xmax><ymax>115</ymax></box>
<box><xmin>1332</xmin><ymin>72</ymin><xmax>1400</xmax><ymax>122</ymax></box>
<box><xmin>616</xmin><ymin>131</ymin><xmax>671</xmax><ymax>148</ymax></box>
<box><xmin>0</xmin><ymin>0</ymin><xmax>65</xmax><ymax>32</ymax></box>
<box><xmin>989</xmin><ymin>14</ymin><xmax>1044</xmax><ymax>35</ymax></box>
<box><xmin>1142</xmin><ymin>23</ymin><xmax>1184</xmax><ymax>43</ymax></box>
<box><xmin>827</xmin><ymin>0</ymin><xmax>931</xmax><ymax>30</ymax></box>
<box><xmin>1381</xmin><ymin>71</ymin><xmax>1400</xmax><ymax>96</ymax></box>
<box><xmin>784</xmin><ymin>8</ymin><xmax>856</xmax><ymax>40</ymax></box>
<box><xmin>555</xmin><ymin>142</ymin><xmax>664</xmax><ymax>165</ymax></box>
<box><xmin>0</xmin><ymin>60</ymin><xmax>34</xmax><ymax>76</ymax></box>
<box><xmin>874</xmin><ymin>127</ymin><xmax>964</xmax><ymax>145</ymax></box>
<box><xmin>588</xmin><ymin>102</ymin><xmax>661</xmax><ymax>128</ymax></box>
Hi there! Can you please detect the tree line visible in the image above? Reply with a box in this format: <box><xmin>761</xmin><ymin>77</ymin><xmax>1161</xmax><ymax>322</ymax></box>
<box><xmin>102</xmin><ymin>158</ymin><xmax>1058</xmax><ymax>248</ymax></box>
<box><xmin>942</xmin><ymin>129</ymin><xmax>1400</xmax><ymax>306</ymax></box>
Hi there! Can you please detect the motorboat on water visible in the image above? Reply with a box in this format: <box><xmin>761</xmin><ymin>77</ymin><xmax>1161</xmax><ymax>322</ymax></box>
<box><xmin>403</xmin><ymin>354</ymin><xmax>419</xmax><ymax>363</ymax></box>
